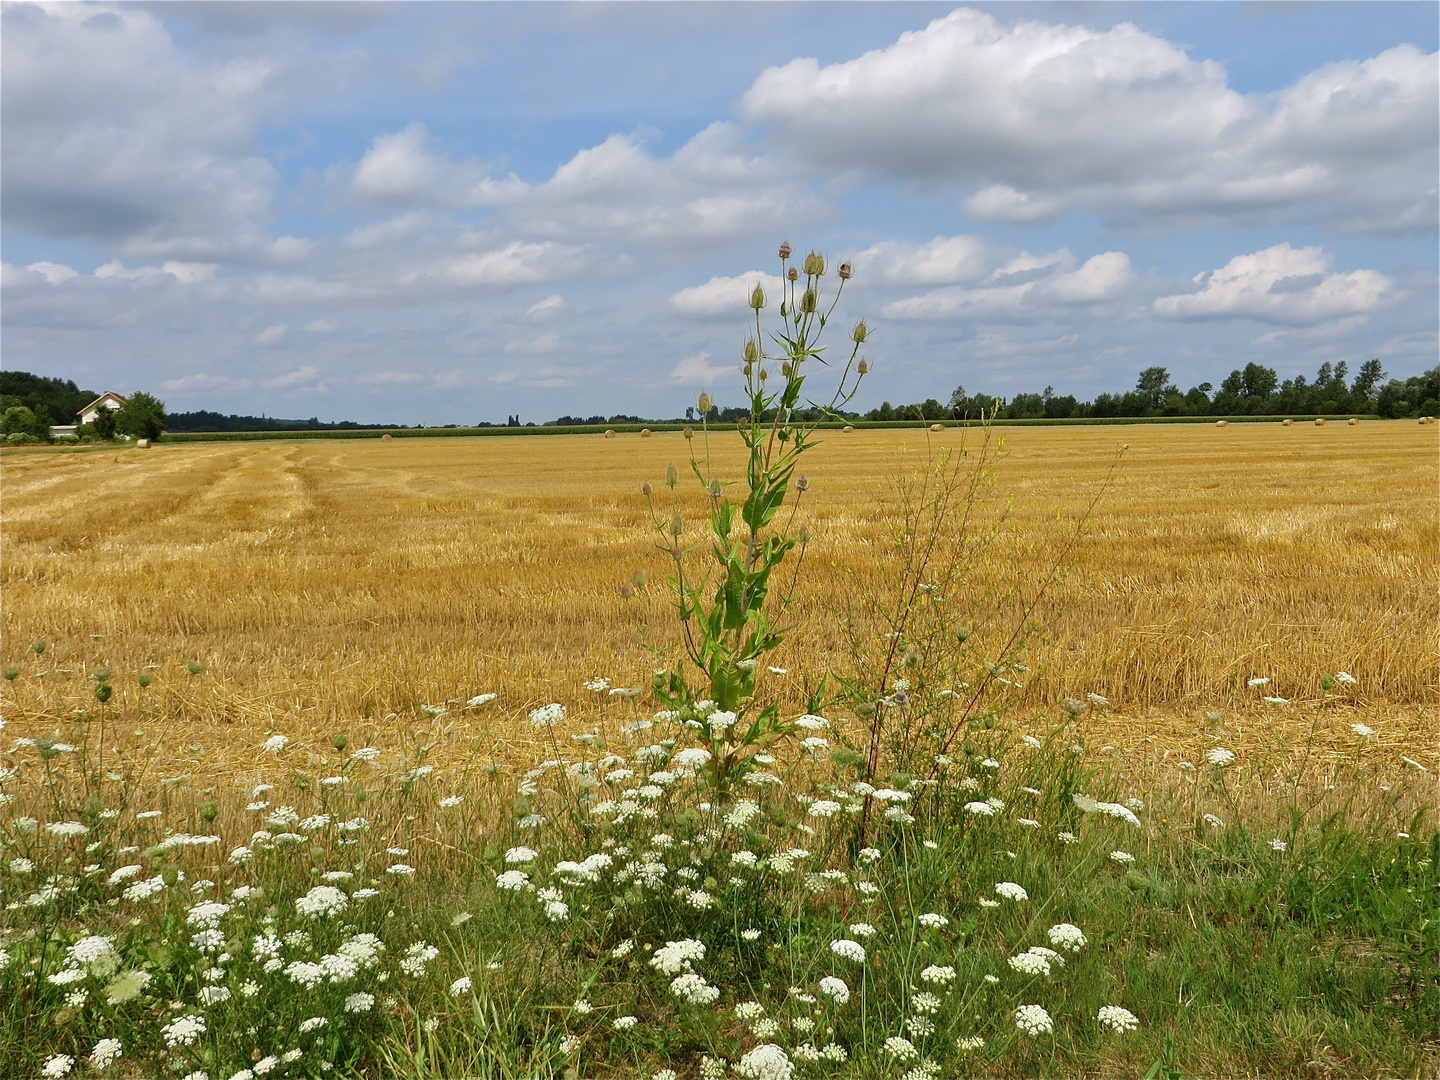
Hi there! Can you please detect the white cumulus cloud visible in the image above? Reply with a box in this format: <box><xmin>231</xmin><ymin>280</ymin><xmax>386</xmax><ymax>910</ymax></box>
<box><xmin>1153</xmin><ymin>244</ymin><xmax>1398</xmax><ymax>325</ymax></box>
<box><xmin>669</xmin><ymin>271</ymin><xmax>784</xmax><ymax>320</ymax></box>
<box><xmin>739</xmin><ymin>8</ymin><xmax>1437</xmax><ymax>234</ymax></box>
<box><xmin>884</xmin><ymin>250</ymin><xmax>1135</xmax><ymax>321</ymax></box>
<box><xmin>669</xmin><ymin>351</ymin><xmax>735</xmax><ymax>385</ymax></box>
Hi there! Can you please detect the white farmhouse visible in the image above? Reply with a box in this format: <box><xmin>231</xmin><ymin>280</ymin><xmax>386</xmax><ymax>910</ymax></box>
<box><xmin>78</xmin><ymin>392</ymin><xmax>127</xmax><ymax>424</ymax></box>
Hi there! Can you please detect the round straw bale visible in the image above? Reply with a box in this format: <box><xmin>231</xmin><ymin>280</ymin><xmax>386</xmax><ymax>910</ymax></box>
<box><xmin>604</xmin><ymin>430</ymin><xmax>615</xmax><ymax>439</ymax></box>
<box><xmin>1281</xmin><ymin>418</ymin><xmax>1293</xmax><ymax>426</ymax></box>
<box><xmin>929</xmin><ymin>423</ymin><xmax>944</xmax><ymax>432</ymax></box>
<box><xmin>136</xmin><ymin>438</ymin><xmax>151</xmax><ymax>449</ymax></box>
<box><xmin>843</xmin><ymin>425</ymin><xmax>854</xmax><ymax>433</ymax></box>
<box><xmin>1347</xmin><ymin>417</ymin><xmax>1358</xmax><ymax>426</ymax></box>
<box><xmin>380</xmin><ymin>433</ymin><xmax>393</xmax><ymax>443</ymax></box>
<box><xmin>1215</xmin><ymin>419</ymin><xmax>1229</xmax><ymax>427</ymax></box>
<box><xmin>1314</xmin><ymin>417</ymin><xmax>1326</xmax><ymax>426</ymax></box>
<box><xmin>640</xmin><ymin>428</ymin><xmax>652</xmax><ymax>438</ymax></box>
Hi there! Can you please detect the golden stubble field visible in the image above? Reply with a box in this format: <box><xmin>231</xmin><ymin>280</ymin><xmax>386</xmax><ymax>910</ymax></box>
<box><xmin>2</xmin><ymin>422</ymin><xmax>1435</xmax><ymax>778</ymax></box>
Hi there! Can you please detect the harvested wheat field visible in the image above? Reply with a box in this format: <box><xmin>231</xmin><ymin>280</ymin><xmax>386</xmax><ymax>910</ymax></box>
<box><xmin>2</xmin><ymin>421</ymin><xmax>1435</xmax><ymax>777</ymax></box>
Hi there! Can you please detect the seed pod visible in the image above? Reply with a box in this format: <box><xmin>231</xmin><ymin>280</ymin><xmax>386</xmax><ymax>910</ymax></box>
<box><xmin>138</xmin><ymin>673</ymin><xmax>152</xmax><ymax>689</ymax></box>
<box><xmin>632</xmin><ymin>569</ymin><xmax>646</xmax><ymax>590</ymax></box>
<box><xmin>788</xmin><ymin>267</ymin><xmax>799</xmax><ymax>281</ymax></box>
<box><xmin>670</xmin><ymin>514</ymin><xmax>683</xmax><ymax>537</ymax></box>
<box><xmin>94</xmin><ymin>682</ymin><xmax>112</xmax><ymax>704</ymax></box>
<box><xmin>794</xmin><ymin>475</ymin><xmax>809</xmax><ymax>492</ymax></box>
<box><xmin>199</xmin><ymin>801</ymin><xmax>219</xmax><ymax>823</ymax></box>
<box><xmin>781</xmin><ymin>361</ymin><xmax>792</xmax><ymax>377</ymax></box>
<box><xmin>857</xmin><ymin>359</ymin><xmax>869</xmax><ymax>375</ymax></box>
<box><xmin>641</xmin><ymin>482</ymin><xmax>653</xmax><ymax>496</ymax></box>
<box><xmin>683</xmin><ymin>426</ymin><xmax>695</xmax><ymax>440</ymax></box>
<box><xmin>778</xmin><ymin>241</ymin><xmax>792</xmax><ymax>259</ymax></box>
<box><xmin>962</xmin><ymin>740</ymin><xmax>977</xmax><ymax>757</ymax></box>
<box><xmin>709</xmin><ymin>478</ymin><xmax>723</xmax><ymax>499</ymax></box>
<box><xmin>666</xmin><ymin>464</ymin><xmax>678</xmax><ymax>487</ymax></box>
<box><xmin>800</xmin><ymin>288</ymin><xmax>817</xmax><ymax>313</ymax></box>
<box><xmin>744</xmin><ymin>339</ymin><xmax>759</xmax><ymax>364</ymax></box>
<box><xmin>29</xmin><ymin>640</ymin><xmax>46</xmax><ymax>656</ymax></box>
<box><xmin>797</xmin><ymin>524</ymin><xmax>811</xmax><ymax>544</ymax></box>
<box><xmin>2</xmin><ymin>668</ymin><xmax>18</xmax><ymax>681</ymax></box>
<box><xmin>333</xmin><ymin>734</ymin><xmax>348</xmax><ymax>752</ymax></box>
<box><xmin>697</xmin><ymin>392</ymin><xmax>712</xmax><ymax>414</ymax></box>
<box><xmin>619</xmin><ymin>584</ymin><xmax>632</xmax><ymax>599</ymax></box>
<box><xmin>749</xmin><ymin>284</ymin><xmax>766</xmax><ymax>310</ymax></box>
<box><xmin>852</xmin><ymin>319</ymin><xmax>868</xmax><ymax>344</ymax></box>
<box><xmin>803</xmin><ymin>251</ymin><xmax>825</xmax><ymax>276</ymax></box>
<box><xmin>903</xmin><ymin>650</ymin><xmax>920</xmax><ymax>668</ymax></box>
<box><xmin>838</xmin><ymin>261</ymin><xmax>852</xmax><ymax>279</ymax></box>
<box><xmin>187</xmin><ymin>660</ymin><xmax>205</xmax><ymax>676</ymax></box>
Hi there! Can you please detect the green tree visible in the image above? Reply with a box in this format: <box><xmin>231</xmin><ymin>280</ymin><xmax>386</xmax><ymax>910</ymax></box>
<box><xmin>114</xmin><ymin>392</ymin><xmax>166</xmax><ymax>440</ymax></box>
<box><xmin>1133</xmin><ymin>366</ymin><xmax>1177</xmax><ymax>414</ymax></box>
<box><xmin>91</xmin><ymin>404</ymin><xmax>117</xmax><ymax>441</ymax></box>
<box><xmin>1</xmin><ymin>406</ymin><xmax>49</xmax><ymax>441</ymax></box>
<box><xmin>1351</xmin><ymin>359</ymin><xmax>1385</xmax><ymax>400</ymax></box>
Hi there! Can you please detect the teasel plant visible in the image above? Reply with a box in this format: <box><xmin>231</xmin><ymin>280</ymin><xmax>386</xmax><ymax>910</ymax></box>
<box><xmin>642</xmin><ymin>241</ymin><xmax>869</xmax><ymax>796</ymax></box>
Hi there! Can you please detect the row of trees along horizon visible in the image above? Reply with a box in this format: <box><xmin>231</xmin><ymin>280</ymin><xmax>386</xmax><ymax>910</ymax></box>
<box><xmin>3</xmin><ymin>359</ymin><xmax>1437</xmax><ymax>441</ymax></box>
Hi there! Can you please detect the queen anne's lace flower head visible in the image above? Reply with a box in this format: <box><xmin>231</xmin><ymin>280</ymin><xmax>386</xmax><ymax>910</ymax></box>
<box><xmin>1015</xmin><ymin>1004</ymin><xmax>1053</xmax><ymax>1036</ymax></box>
<box><xmin>1097</xmin><ymin>1004</ymin><xmax>1139</xmax><ymax>1032</ymax></box>
<box><xmin>736</xmin><ymin>1043</ymin><xmax>792</xmax><ymax>1080</ymax></box>
<box><xmin>830</xmin><ymin>939</ymin><xmax>865</xmax><ymax>963</ymax></box>
<box><xmin>1047</xmin><ymin>923</ymin><xmax>1087</xmax><ymax>952</ymax></box>
<box><xmin>818</xmin><ymin>976</ymin><xmax>849</xmax><ymax>1004</ymax></box>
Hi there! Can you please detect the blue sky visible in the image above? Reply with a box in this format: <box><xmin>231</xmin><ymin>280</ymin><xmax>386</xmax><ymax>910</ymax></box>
<box><xmin>3</xmin><ymin>1</ymin><xmax>1435</xmax><ymax>424</ymax></box>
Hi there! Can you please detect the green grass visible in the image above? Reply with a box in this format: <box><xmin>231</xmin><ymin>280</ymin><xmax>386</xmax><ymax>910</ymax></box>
<box><xmin>2</xmin><ymin>683</ymin><xmax>1433</xmax><ymax>1080</ymax></box>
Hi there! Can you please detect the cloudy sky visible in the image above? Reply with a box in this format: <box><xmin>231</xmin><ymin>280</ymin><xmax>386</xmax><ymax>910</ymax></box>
<box><xmin>3</xmin><ymin>1</ymin><xmax>1435</xmax><ymax>425</ymax></box>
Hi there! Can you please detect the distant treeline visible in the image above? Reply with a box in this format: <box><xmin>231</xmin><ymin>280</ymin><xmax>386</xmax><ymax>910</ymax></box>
<box><xmin>909</xmin><ymin>360</ymin><xmax>1437</xmax><ymax>423</ymax></box>
<box><xmin>166</xmin><ymin>411</ymin><xmax>414</xmax><ymax>432</ymax></box>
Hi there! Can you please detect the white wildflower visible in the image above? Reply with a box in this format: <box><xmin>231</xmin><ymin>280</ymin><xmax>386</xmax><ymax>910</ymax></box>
<box><xmin>529</xmin><ymin>704</ymin><xmax>565</xmax><ymax>728</ymax></box>
<box><xmin>670</xmin><ymin>972</ymin><xmax>720</xmax><ymax>1005</ymax></box>
<box><xmin>1015</xmin><ymin>1004</ymin><xmax>1053</xmax><ymax>1036</ymax></box>
<box><xmin>296</xmin><ymin>885</ymin><xmax>348</xmax><ymax>918</ymax></box>
<box><xmin>736</xmin><ymin>1043</ymin><xmax>792</xmax><ymax>1080</ymax></box>
<box><xmin>830</xmin><ymin>939</ymin><xmax>865</xmax><ymax>963</ymax></box>
<box><xmin>650</xmin><ymin>938</ymin><xmax>705</xmax><ymax>975</ymax></box>
<box><xmin>883</xmin><ymin>1036</ymin><xmax>919</xmax><ymax>1062</ymax></box>
<box><xmin>1097</xmin><ymin>1004</ymin><xmax>1139</xmax><ymax>1033</ymax></box>
<box><xmin>161</xmin><ymin>1014</ymin><xmax>207</xmax><ymax>1048</ymax></box>
<box><xmin>1206</xmin><ymin>747</ymin><xmax>1235</xmax><ymax>766</ymax></box>
<box><xmin>90</xmin><ymin>1039</ymin><xmax>122</xmax><ymax>1069</ymax></box>
<box><xmin>818</xmin><ymin>976</ymin><xmax>850</xmax><ymax>1004</ymax></box>
<box><xmin>1048</xmin><ymin>923</ymin><xmax>1087</xmax><ymax>952</ymax></box>
<box><xmin>995</xmin><ymin>881</ymin><xmax>1028</xmax><ymax>901</ymax></box>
